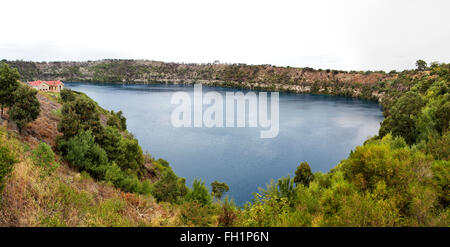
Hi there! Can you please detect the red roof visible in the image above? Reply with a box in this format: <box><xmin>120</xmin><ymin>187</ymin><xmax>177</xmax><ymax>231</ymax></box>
<box><xmin>28</xmin><ymin>80</ymin><xmax>44</xmax><ymax>86</ymax></box>
<box><xmin>28</xmin><ymin>80</ymin><xmax>63</xmax><ymax>86</ymax></box>
<box><xmin>45</xmin><ymin>80</ymin><xmax>63</xmax><ymax>86</ymax></box>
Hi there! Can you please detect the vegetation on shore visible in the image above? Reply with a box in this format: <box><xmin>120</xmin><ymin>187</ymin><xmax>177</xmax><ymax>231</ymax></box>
<box><xmin>3</xmin><ymin>59</ymin><xmax>408</xmax><ymax>102</ymax></box>
<box><xmin>0</xmin><ymin>61</ymin><xmax>448</xmax><ymax>226</ymax></box>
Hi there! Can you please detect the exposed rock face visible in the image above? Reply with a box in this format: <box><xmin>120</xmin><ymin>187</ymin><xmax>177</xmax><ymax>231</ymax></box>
<box><xmin>4</xmin><ymin>59</ymin><xmax>409</xmax><ymax>103</ymax></box>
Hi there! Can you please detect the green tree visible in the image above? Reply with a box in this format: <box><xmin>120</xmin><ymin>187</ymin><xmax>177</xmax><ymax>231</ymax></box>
<box><xmin>60</xmin><ymin>89</ymin><xmax>76</xmax><ymax>102</ymax></box>
<box><xmin>107</xmin><ymin>110</ymin><xmax>127</xmax><ymax>130</ymax></box>
<box><xmin>294</xmin><ymin>162</ymin><xmax>314</xmax><ymax>187</ymax></box>
<box><xmin>58</xmin><ymin>97</ymin><xmax>102</xmax><ymax>139</ymax></box>
<box><xmin>380</xmin><ymin>91</ymin><xmax>425</xmax><ymax>144</ymax></box>
<box><xmin>0</xmin><ymin>63</ymin><xmax>20</xmax><ymax>118</ymax></box>
<box><xmin>416</xmin><ymin>59</ymin><xmax>427</xmax><ymax>71</ymax></box>
<box><xmin>431</xmin><ymin>160</ymin><xmax>450</xmax><ymax>208</ymax></box>
<box><xmin>9</xmin><ymin>85</ymin><xmax>40</xmax><ymax>133</ymax></box>
<box><xmin>277</xmin><ymin>176</ymin><xmax>296</xmax><ymax>202</ymax></box>
<box><xmin>153</xmin><ymin>170</ymin><xmax>188</xmax><ymax>203</ymax></box>
<box><xmin>65</xmin><ymin>129</ymin><xmax>108</xmax><ymax>178</ymax></box>
<box><xmin>211</xmin><ymin>181</ymin><xmax>229</xmax><ymax>200</ymax></box>
<box><xmin>98</xmin><ymin>126</ymin><xmax>125</xmax><ymax>166</ymax></box>
<box><xmin>434</xmin><ymin>100</ymin><xmax>450</xmax><ymax>134</ymax></box>
<box><xmin>187</xmin><ymin>179</ymin><xmax>212</xmax><ymax>206</ymax></box>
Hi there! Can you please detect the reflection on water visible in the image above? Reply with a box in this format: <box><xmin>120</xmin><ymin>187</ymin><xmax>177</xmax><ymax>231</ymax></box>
<box><xmin>65</xmin><ymin>82</ymin><xmax>384</xmax><ymax>204</ymax></box>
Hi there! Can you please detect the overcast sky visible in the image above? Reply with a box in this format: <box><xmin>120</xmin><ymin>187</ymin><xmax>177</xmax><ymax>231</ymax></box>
<box><xmin>1</xmin><ymin>0</ymin><xmax>449</xmax><ymax>71</ymax></box>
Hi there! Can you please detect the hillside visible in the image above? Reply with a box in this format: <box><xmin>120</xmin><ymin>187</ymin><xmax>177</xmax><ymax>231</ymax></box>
<box><xmin>4</xmin><ymin>59</ymin><xmax>404</xmax><ymax>102</ymax></box>
<box><xmin>0</xmin><ymin>62</ymin><xmax>448</xmax><ymax>227</ymax></box>
<box><xmin>0</xmin><ymin>92</ymin><xmax>181</xmax><ymax>226</ymax></box>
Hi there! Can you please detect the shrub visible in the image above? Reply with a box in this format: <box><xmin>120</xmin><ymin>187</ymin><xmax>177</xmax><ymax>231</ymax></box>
<box><xmin>179</xmin><ymin>202</ymin><xmax>215</xmax><ymax>226</ymax></box>
<box><xmin>416</xmin><ymin>59</ymin><xmax>427</xmax><ymax>71</ymax></box>
<box><xmin>107</xmin><ymin>110</ymin><xmax>127</xmax><ymax>130</ymax></box>
<box><xmin>211</xmin><ymin>181</ymin><xmax>229</xmax><ymax>200</ymax></box>
<box><xmin>152</xmin><ymin>170</ymin><xmax>188</xmax><ymax>203</ymax></box>
<box><xmin>9</xmin><ymin>85</ymin><xmax>40</xmax><ymax>133</ymax></box>
<box><xmin>431</xmin><ymin>160</ymin><xmax>450</xmax><ymax>208</ymax></box>
<box><xmin>0</xmin><ymin>146</ymin><xmax>16</xmax><ymax>195</ymax></box>
<box><xmin>294</xmin><ymin>162</ymin><xmax>314</xmax><ymax>187</ymax></box>
<box><xmin>58</xmin><ymin>97</ymin><xmax>102</xmax><ymax>140</ymax></box>
<box><xmin>186</xmin><ymin>179</ymin><xmax>212</xmax><ymax>206</ymax></box>
<box><xmin>217</xmin><ymin>197</ymin><xmax>237</xmax><ymax>226</ymax></box>
<box><xmin>0</xmin><ymin>63</ymin><xmax>20</xmax><ymax>118</ymax></box>
<box><xmin>60</xmin><ymin>89</ymin><xmax>76</xmax><ymax>102</ymax></box>
<box><xmin>31</xmin><ymin>142</ymin><xmax>59</xmax><ymax>175</ymax></box>
<box><xmin>156</xmin><ymin>158</ymin><xmax>170</xmax><ymax>168</ymax></box>
<box><xmin>276</xmin><ymin>176</ymin><xmax>296</xmax><ymax>202</ymax></box>
<box><xmin>65</xmin><ymin>130</ymin><xmax>108</xmax><ymax>179</ymax></box>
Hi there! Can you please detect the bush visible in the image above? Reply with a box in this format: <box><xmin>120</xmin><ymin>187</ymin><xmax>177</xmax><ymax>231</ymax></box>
<box><xmin>186</xmin><ymin>179</ymin><xmax>212</xmax><ymax>206</ymax></box>
<box><xmin>65</xmin><ymin>130</ymin><xmax>108</xmax><ymax>178</ymax></box>
<box><xmin>0</xmin><ymin>146</ymin><xmax>16</xmax><ymax>195</ymax></box>
<box><xmin>9</xmin><ymin>85</ymin><xmax>40</xmax><ymax>133</ymax></box>
<box><xmin>104</xmin><ymin>162</ymin><xmax>152</xmax><ymax>194</ymax></box>
<box><xmin>58</xmin><ymin>97</ymin><xmax>102</xmax><ymax>140</ymax></box>
<box><xmin>179</xmin><ymin>202</ymin><xmax>216</xmax><ymax>226</ymax></box>
<box><xmin>60</xmin><ymin>89</ymin><xmax>76</xmax><ymax>102</ymax></box>
<box><xmin>431</xmin><ymin>160</ymin><xmax>450</xmax><ymax>208</ymax></box>
<box><xmin>217</xmin><ymin>197</ymin><xmax>237</xmax><ymax>226</ymax></box>
<box><xmin>0</xmin><ymin>63</ymin><xmax>20</xmax><ymax>118</ymax></box>
<box><xmin>31</xmin><ymin>142</ymin><xmax>59</xmax><ymax>175</ymax></box>
<box><xmin>107</xmin><ymin>110</ymin><xmax>127</xmax><ymax>130</ymax></box>
<box><xmin>294</xmin><ymin>162</ymin><xmax>314</xmax><ymax>187</ymax></box>
<box><xmin>211</xmin><ymin>181</ymin><xmax>229</xmax><ymax>200</ymax></box>
<box><xmin>152</xmin><ymin>170</ymin><xmax>188</xmax><ymax>203</ymax></box>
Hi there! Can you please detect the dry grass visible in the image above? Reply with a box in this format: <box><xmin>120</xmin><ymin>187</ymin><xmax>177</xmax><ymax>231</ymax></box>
<box><xmin>0</xmin><ymin>126</ymin><xmax>182</xmax><ymax>227</ymax></box>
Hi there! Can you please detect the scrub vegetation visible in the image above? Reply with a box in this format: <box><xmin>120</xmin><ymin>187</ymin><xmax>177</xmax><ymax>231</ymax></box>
<box><xmin>0</xmin><ymin>61</ymin><xmax>448</xmax><ymax>226</ymax></box>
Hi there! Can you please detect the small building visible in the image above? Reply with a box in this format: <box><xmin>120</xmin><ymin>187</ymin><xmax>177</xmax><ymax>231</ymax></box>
<box><xmin>27</xmin><ymin>80</ymin><xmax>64</xmax><ymax>92</ymax></box>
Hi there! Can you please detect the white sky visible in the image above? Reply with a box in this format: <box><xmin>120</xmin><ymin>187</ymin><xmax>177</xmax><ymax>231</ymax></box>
<box><xmin>1</xmin><ymin>0</ymin><xmax>449</xmax><ymax>71</ymax></box>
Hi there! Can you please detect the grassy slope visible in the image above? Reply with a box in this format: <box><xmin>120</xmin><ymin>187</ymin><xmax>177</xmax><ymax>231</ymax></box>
<box><xmin>0</xmin><ymin>92</ymin><xmax>183</xmax><ymax>226</ymax></box>
<box><xmin>1</xmin><ymin>63</ymin><xmax>448</xmax><ymax>226</ymax></box>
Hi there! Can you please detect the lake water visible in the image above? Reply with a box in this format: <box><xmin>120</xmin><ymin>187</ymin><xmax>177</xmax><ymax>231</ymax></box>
<box><xmin>65</xmin><ymin>82</ymin><xmax>384</xmax><ymax>204</ymax></box>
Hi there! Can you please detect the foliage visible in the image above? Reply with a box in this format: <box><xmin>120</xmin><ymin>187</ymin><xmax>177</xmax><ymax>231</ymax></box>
<box><xmin>380</xmin><ymin>91</ymin><xmax>425</xmax><ymax>144</ymax></box>
<box><xmin>211</xmin><ymin>181</ymin><xmax>229</xmax><ymax>200</ymax></box>
<box><xmin>276</xmin><ymin>176</ymin><xmax>297</xmax><ymax>202</ymax></box>
<box><xmin>152</xmin><ymin>169</ymin><xmax>188</xmax><ymax>203</ymax></box>
<box><xmin>431</xmin><ymin>160</ymin><xmax>450</xmax><ymax>208</ymax></box>
<box><xmin>9</xmin><ymin>85</ymin><xmax>41</xmax><ymax>133</ymax></box>
<box><xmin>64</xmin><ymin>129</ymin><xmax>108</xmax><ymax>178</ymax></box>
<box><xmin>63</xmin><ymin>130</ymin><xmax>151</xmax><ymax>194</ymax></box>
<box><xmin>416</xmin><ymin>59</ymin><xmax>427</xmax><ymax>71</ymax></box>
<box><xmin>217</xmin><ymin>197</ymin><xmax>237</xmax><ymax>226</ymax></box>
<box><xmin>107</xmin><ymin>110</ymin><xmax>127</xmax><ymax>131</ymax></box>
<box><xmin>0</xmin><ymin>146</ymin><xmax>16</xmax><ymax>196</ymax></box>
<box><xmin>179</xmin><ymin>201</ymin><xmax>216</xmax><ymax>226</ymax></box>
<box><xmin>58</xmin><ymin>97</ymin><xmax>102</xmax><ymax>140</ymax></box>
<box><xmin>31</xmin><ymin>142</ymin><xmax>59</xmax><ymax>175</ymax></box>
<box><xmin>0</xmin><ymin>63</ymin><xmax>20</xmax><ymax>117</ymax></box>
<box><xmin>2</xmin><ymin>61</ymin><xmax>449</xmax><ymax>227</ymax></box>
<box><xmin>242</xmin><ymin>63</ymin><xmax>450</xmax><ymax>226</ymax></box>
<box><xmin>294</xmin><ymin>162</ymin><xmax>314</xmax><ymax>186</ymax></box>
<box><xmin>60</xmin><ymin>89</ymin><xmax>77</xmax><ymax>102</ymax></box>
<box><xmin>186</xmin><ymin>179</ymin><xmax>212</xmax><ymax>206</ymax></box>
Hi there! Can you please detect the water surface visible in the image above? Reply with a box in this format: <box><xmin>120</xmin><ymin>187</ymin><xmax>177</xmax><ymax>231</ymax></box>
<box><xmin>65</xmin><ymin>82</ymin><xmax>384</xmax><ymax>204</ymax></box>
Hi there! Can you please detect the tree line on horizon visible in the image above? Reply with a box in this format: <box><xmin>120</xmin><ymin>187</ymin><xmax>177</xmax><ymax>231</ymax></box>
<box><xmin>0</xmin><ymin>60</ymin><xmax>448</xmax><ymax>226</ymax></box>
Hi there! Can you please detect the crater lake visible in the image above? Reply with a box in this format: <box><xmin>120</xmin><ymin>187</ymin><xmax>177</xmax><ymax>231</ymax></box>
<box><xmin>65</xmin><ymin>82</ymin><xmax>384</xmax><ymax>204</ymax></box>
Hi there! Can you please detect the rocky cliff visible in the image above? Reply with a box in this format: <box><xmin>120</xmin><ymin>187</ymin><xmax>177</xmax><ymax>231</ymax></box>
<box><xmin>4</xmin><ymin>59</ymin><xmax>408</xmax><ymax>102</ymax></box>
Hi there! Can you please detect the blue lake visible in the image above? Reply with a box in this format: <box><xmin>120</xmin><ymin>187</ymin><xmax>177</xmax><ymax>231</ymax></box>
<box><xmin>65</xmin><ymin>82</ymin><xmax>384</xmax><ymax>204</ymax></box>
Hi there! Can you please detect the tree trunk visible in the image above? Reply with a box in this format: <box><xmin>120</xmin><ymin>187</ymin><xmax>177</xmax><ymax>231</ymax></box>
<box><xmin>0</xmin><ymin>105</ymin><xmax>3</xmax><ymax>119</ymax></box>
